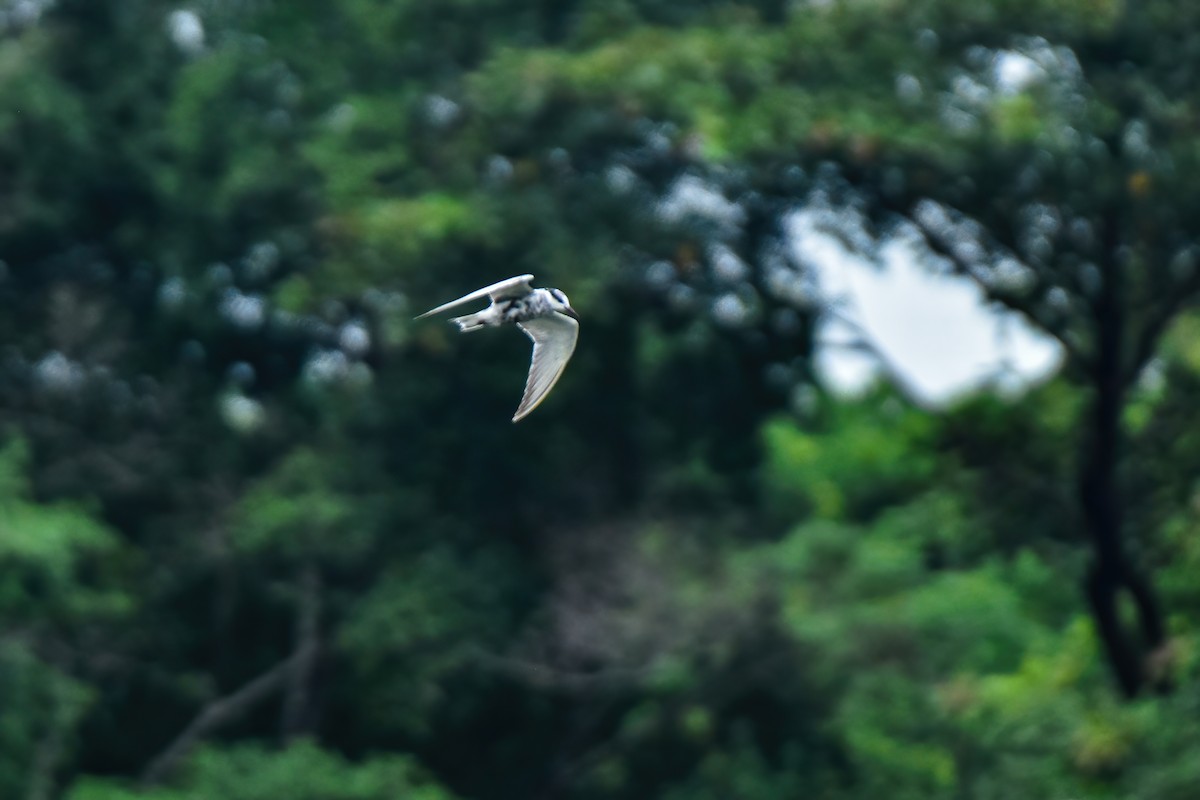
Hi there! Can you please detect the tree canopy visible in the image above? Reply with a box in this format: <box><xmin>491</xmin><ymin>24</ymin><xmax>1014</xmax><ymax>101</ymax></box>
<box><xmin>3</xmin><ymin>1</ymin><xmax>1200</xmax><ymax>798</ymax></box>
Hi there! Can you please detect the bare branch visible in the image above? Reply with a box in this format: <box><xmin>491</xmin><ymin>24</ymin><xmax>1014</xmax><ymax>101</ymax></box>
<box><xmin>141</xmin><ymin>649</ymin><xmax>313</xmax><ymax>786</ymax></box>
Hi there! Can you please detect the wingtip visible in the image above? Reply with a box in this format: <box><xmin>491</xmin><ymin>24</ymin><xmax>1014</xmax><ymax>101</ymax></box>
<box><xmin>511</xmin><ymin>402</ymin><xmax>538</xmax><ymax>423</ymax></box>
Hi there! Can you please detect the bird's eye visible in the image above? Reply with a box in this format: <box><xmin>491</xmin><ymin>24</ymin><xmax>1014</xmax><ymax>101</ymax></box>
<box><xmin>552</xmin><ymin>289</ymin><xmax>568</xmax><ymax>304</ymax></box>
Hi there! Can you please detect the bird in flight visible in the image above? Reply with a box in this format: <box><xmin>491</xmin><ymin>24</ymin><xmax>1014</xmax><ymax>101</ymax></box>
<box><xmin>416</xmin><ymin>274</ymin><xmax>580</xmax><ymax>422</ymax></box>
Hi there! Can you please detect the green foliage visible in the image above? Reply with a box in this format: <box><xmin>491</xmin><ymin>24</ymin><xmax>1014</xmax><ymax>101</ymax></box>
<box><xmin>0</xmin><ymin>438</ymin><xmax>130</xmax><ymax>623</ymax></box>
<box><xmin>69</xmin><ymin>741</ymin><xmax>457</xmax><ymax>800</ymax></box>
<box><xmin>3</xmin><ymin>1</ymin><xmax>1200</xmax><ymax>799</ymax></box>
<box><xmin>337</xmin><ymin>545</ymin><xmax>521</xmax><ymax>737</ymax></box>
<box><xmin>762</xmin><ymin>393</ymin><xmax>936</xmax><ymax>522</ymax></box>
<box><xmin>233</xmin><ymin>447</ymin><xmax>365</xmax><ymax>563</ymax></box>
<box><xmin>0</xmin><ymin>644</ymin><xmax>96</xmax><ymax>800</ymax></box>
<box><xmin>0</xmin><ymin>439</ymin><xmax>129</xmax><ymax>798</ymax></box>
<box><xmin>660</xmin><ymin>731</ymin><xmax>814</xmax><ymax>800</ymax></box>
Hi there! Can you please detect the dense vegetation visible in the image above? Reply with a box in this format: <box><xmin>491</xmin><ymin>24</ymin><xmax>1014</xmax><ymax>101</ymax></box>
<box><xmin>3</xmin><ymin>0</ymin><xmax>1200</xmax><ymax>797</ymax></box>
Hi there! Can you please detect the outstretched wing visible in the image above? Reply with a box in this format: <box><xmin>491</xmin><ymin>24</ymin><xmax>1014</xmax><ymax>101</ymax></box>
<box><xmin>415</xmin><ymin>274</ymin><xmax>535</xmax><ymax>319</ymax></box>
<box><xmin>512</xmin><ymin>312</ymin><xmax>580</xmax><ymax>422</ymax></box>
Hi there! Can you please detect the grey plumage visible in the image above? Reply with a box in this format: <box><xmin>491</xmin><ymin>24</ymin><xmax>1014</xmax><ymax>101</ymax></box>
<box><xmin>415</xmin><ymin>274</ymin><xmax>535</xmax><ymax>321</ymax></box>
<box><xmin>416</xmin><ymin>275</ymin><xmax>580</xmax><ymax>422</ymax></box>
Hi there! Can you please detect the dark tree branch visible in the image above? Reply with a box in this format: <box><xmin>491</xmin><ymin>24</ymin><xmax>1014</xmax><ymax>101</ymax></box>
<box><xmin>905</xmin><ymin>214</ymin><xmax>1092</xmax><ymax>372</ymax></box>
<box><xmin>1078</xmin><ymin>202</ymin><xmax>1169</xmax><ymax>697</ymax></box>
<box><xmin>1085</xmin><ymin>565</ymin><xmax>1140</xmax><ymax>696</ymax></box>
<box><xmin>280</xmin><ymin>563</ymin><xmax>322</xmax><ymax>742</ymax></box>
<box><xmin>140</xmin><ymin>650</ymin><xmax>313</xmax><ymax>786</ymax></box>
<box><xmin>1125</xmin><ymin>272</ymin><xmax>1200</xmax><ymax>386</ymax></box>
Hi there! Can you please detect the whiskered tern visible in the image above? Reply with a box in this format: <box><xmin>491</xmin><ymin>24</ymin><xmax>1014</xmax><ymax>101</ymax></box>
<box><xmin>416</xmin><ymin>274</ymin><xmax>580</xmax><ymax>422</ymax></box>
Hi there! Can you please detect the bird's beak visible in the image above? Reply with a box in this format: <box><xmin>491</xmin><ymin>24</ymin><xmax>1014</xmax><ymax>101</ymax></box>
<box><xmin>562</xmin><ymin>306</ymin><xmax>580</xmax><ymax>321</ymax></box>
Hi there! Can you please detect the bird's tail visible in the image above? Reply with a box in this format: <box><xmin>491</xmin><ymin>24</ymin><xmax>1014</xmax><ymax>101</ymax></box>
<box><xmin>450</xmin><ymin>312</ymin><xmax>489</xmax><ymax>333</ymax></box>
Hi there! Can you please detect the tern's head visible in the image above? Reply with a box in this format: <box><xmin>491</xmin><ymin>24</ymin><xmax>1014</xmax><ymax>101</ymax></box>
<box><xmin>548</xmin><ymin>288</ymin><xmax>579</xmax><ymax>321</ymax></box>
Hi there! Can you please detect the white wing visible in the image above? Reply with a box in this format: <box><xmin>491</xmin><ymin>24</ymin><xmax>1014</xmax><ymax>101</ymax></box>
<box><xmin>512</xmin><ymin>312</ymin><xmax>580</xmax><ymax>422</ymax></box>
<box><xmin>415</xmin><ymin>274</ymin><xmax>535</xmax><ymax>319</ymax></box>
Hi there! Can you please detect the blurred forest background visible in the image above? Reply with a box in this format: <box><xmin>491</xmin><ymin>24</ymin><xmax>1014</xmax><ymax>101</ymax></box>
<box><xmin>4</xmin><ymin>0</ymin><xmax>1200</xmax><ymax>798</ymax></box>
